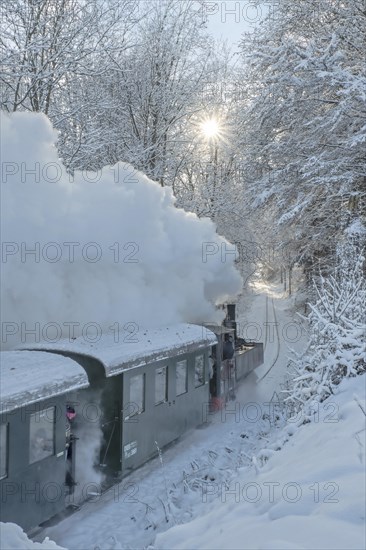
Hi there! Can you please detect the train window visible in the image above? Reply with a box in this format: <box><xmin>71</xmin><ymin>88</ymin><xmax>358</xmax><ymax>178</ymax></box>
<box><xmin>29</xmin><ymin>407</ymin><xmax>55</xmax><ymax>464</ymax></box>
<box><xmin>176</xmin><ymin>360</ymin><xmax>188</xmax><ymax>395</ymax></box>
<box><xmin>194</xmin><ymin>355</ymin><xmax>205</xmax><ymax>387</ymax></box>
<box><xmin>0</xmin><ymin>423</ymin><xmax>8</xmax><ymax>479</ymax></box>
<box><xmin>155</xmin><ymin>366</ymin><xmax>168</xmax><ymax>405</ymax></box>
<box><xmin>129</xmin><ymin>373</ymin><xmax>145</xmax><ymax>415</ymax></box>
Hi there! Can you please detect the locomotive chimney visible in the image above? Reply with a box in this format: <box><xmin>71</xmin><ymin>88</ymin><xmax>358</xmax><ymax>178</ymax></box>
<box><xmin>225</xmin><ymin>303</ymin><xmax>237</xmax><ymax>340</ymax></box>
<box><xmin>227</xmin><ymin>304</ymin><xmax>236</xmax><ymax>322</ymax></box>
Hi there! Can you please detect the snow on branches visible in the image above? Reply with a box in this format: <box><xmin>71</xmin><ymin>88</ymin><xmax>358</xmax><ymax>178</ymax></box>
<box><xmin>284</xmin><ymin>239</ymin><xmax>366</xmax><ymax>422</ymax></box>
<box><xmin>237</xmin><ymin>0</ymin><xmax>366</xmax><ymax>271</ymax></box>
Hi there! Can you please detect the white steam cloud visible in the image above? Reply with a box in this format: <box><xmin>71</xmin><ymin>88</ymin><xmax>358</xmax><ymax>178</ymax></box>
<box><xmin>1</xmin><ymin>112</ymin><xmax>242</xmax><ymax>349</ymax></box>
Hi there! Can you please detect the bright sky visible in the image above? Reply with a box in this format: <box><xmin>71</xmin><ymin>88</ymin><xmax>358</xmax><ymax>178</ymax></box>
<box><xmin>199</xmin><ymin>1</ymin><xmax>273</xmax><ymax>49</ymax></box>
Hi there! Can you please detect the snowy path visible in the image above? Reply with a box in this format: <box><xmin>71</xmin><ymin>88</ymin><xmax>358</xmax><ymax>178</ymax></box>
<box><xmin>34</xmin><ymin>279</ymin><xmax>302</xmax><ymax>550</ymax></box>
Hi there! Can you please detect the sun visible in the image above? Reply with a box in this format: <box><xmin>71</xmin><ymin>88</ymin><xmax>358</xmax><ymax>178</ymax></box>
<box><xmin>193</xmin><ymin>114</ymin><xmax>229</xmax><ymax>146</ymax></box>
<box><xmin>201</xmin><ymin>118</ymin><xmax>220</xmax><ymax>139</ymax></box>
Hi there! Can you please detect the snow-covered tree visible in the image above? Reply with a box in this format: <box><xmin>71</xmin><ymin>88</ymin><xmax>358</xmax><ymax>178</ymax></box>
<box><xmin>236</xmin><ymin>0</ymin><xmax>366</xmax><ymax>276</ymax></box>
<box><xmin>0</xmin><ymin>0</ymin><xmax>138</xmax><ymax>168</ymax></box>
<box><xmin>69</xmin><ymin>0</ymin><xmax>213</xmax><ymax>183</ymax></box>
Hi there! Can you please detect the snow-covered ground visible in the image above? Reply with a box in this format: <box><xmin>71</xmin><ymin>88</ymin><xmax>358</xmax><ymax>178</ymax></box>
<box><xmin>156</xmin><ymin>372</ymin><xmax>366</xmax><ymax>550</ymax></box>
<box><xmin>0</xmin><ymin>523</ymin><xmax>66</xmax><ymax>549</ymax></box>
<box><xmin>4</xmin><ymin>278</ymin><xmax>365</xmax><ymax>549</ymax></box>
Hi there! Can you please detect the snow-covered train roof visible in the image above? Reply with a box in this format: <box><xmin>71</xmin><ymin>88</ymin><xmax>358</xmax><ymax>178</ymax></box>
<box><xmin>0</xmin><ymin>351</ymin><xmax>89</xmax><ymax>413</ymax></box>
<box><xmin>24</xmin><ymin>323</ymin><xmax>217</xmax><ymax>377</ymax></box>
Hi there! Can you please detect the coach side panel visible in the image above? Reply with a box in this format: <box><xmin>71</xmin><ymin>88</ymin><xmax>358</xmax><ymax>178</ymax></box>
<box><xmin>0</xmin><ymin>396</ymin><xmax>67</xmax><ymax>532</ymax></box>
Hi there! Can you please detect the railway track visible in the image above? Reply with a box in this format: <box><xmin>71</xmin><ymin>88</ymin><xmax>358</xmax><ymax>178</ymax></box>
<box><xmin>264</xmin><ymin>295</ymin><xmax>269</xmax><ymax>351</ymax></box>
<box><xmin>258</xmin><ymin>296</ymin><xmax>280</xmax><ymax>382</ymax></box>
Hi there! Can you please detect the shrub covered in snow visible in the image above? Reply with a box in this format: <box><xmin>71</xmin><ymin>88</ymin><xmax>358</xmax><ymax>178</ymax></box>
<box><xmin>284</xmin><ymin>240</ymin><xmax>366</xmax><ymax>421</ymax></box>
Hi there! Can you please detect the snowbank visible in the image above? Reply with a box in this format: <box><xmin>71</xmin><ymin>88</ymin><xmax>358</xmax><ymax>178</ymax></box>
<box><xmin>1</xmin><ymin>112</ymin><xmax>242</xmax><ymax>350</ymax></box>
<box><xmin>0</xmin><ymin>522</ymin><xmax>66</xmax><ymax>549</ymax></box>
<box><xmin>155</xmin><ymin>374</ymin><xmax>366</xmax><ymax>550</ymax></box>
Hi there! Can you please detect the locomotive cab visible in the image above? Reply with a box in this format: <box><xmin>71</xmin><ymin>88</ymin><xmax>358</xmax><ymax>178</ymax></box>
<box><xmin>205</xmin><ymin>303</ymin><xmax>264</xmax><ymax>410</ymax></box>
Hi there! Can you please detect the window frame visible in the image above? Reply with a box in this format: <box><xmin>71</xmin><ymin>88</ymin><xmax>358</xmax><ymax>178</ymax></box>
<box><xmin>194</xmin><ymin>354</ymin><xmax>205</xmax><ymax>388</ymax></box>
<box><xmin>176</xmin><ymin>359</ymin><xmax>188</xmax><ymax>396</ymax></box>
<box><xmin>128</xmin><ymin>372</ymin><xmax>145</xmax><ymax>417</ymax></box>
<box><xmin>0</xmin><ymin>422</ymin><xmax>8</xmax><ymax>480</ymax></box>
<box><xmin>29</xmin><ymin>406</ymin><xmax>56</xmax><ymax>465</ymax></box>
<box><xmin>155</xmin><ymin>365</ymin><xmax>168</xmax><ymax>405</ymax></box>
